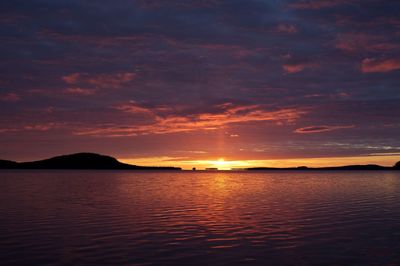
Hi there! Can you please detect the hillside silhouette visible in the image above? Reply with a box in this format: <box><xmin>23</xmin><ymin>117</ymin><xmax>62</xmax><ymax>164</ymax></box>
<box><xmin>0</xmin><ymin>153</ymin><xmax>181</xmax><ymax>170</ymax></box>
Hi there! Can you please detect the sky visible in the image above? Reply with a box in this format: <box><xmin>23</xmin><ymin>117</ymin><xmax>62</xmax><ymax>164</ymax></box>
<box><xmin>1</xmin><ymin>0</ymin><xmax>400</xmax><ymax>169</ymax></box>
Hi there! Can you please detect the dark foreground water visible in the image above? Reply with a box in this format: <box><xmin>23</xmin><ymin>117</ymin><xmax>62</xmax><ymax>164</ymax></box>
<box><xmin>1</xmin><ymin>171</ymin><xmax>400</xmax><ymax>265</ymax></box>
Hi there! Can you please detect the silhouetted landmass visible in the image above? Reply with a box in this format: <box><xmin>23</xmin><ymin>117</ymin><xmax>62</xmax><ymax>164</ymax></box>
<box><xmin>0</xmin><ymin>153</ymin><xmax>399</xmax><ymax>171</ymax></box>
<box><xmin>0</xmin><ymin>153</ymin><xmax>181</xmax><ymax>170</ymax></box>
<box><xmin>0</xmin><ymin>159</ymin><xmax>19</xmax><ymax>168</ymax></box>
<box><xmin>247</xmin><ymin>163</ymin><xmax>399</xmax><ymax>171</ymax></box>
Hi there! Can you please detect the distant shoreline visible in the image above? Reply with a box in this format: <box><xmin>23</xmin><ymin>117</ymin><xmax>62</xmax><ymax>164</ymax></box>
<box><xmin>246</xmin><ymin>165</ymin><xmax>399</xmax><ymax>171</ymax></box>
<box><xmin>0</xmin><ymin>152</ymin><xmax>399</xmax><ymax>171</ymax></box>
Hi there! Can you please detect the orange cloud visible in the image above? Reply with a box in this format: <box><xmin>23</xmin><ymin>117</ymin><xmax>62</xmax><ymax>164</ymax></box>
<box><xmin>0</xmin><ymin>128</ymin><xmax>18</xmax><ymax>133</ymax></box>
<box><xmin>62</xmin><ymin>73</ymin><xmax>81</xmax><ymax>84</ymax></box>
<box><xmin>283</xmin><ymin>63</ymin><xmax>317</xmax><ymax>73</ymax></box>
<box><xmin>0</xmin><ymin>122</ymin><xmax>66</xmax><ymax>134</ymax></box>
<box><xmin>0</xmin><ymin>93</ymin><xmax>20</xmax><ymax>102</ymax></box>
<box><xmin>23</xmin><ymin>123</ymin><xmax>65</xmax><ymax>131</ymax></box>
<box><xmin>275</xmin><ymin>24</ymin><xmax>297</xmax><ymax>34</ymax></box>
<box><xmin>335</xmin><ymin>33</ymin><xmax>400</xmax><ymax>53</ymax></box>
<box><xmin>361</xmin><ymin>58</ymin><xmax>400</xmax><ymax>73</ymax></box>
<box><xmin>75</xmin><ymin>102</ymin><xmax>308</xmax><ymax>137</ymax></box>
<box><xmin>65</xmin><ymin>88</ymin><xmax>96</xmax><ymax>95</ymax></box>
<box><xmin>62</xmin><ymin>72</ymin><xmax>136</xmax><ymax>88</ymax></box>
<box><xmin>114</xmin><ymin>101</ymin><xmax>177</xmax><ymax>117</ymax></box>
<box><xmin>295</xmin><ymin>125</ymin><xmax>354</xmax><ymax>134</ymax></box>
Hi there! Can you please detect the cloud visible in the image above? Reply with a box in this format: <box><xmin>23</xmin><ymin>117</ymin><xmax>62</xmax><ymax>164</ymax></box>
<box><xmin>0</xmin><ymin>93</ymin><xmax>20</xmax><ymax>102</ymax></box>
<box><xmin>295</xmin><ymin>125</ymin><xmax>355</xmax><ymax>134</ymax></box>
<box><xmin>1</xmin><ymin>123</ymin><xmax>65</xmax><ymax>133</ymax></box>
<box><xmin>0</xmin><ymin>128</ymin><xmax>18</xmax><ymax>133</ymax></box>
<box><xmin>65</xmin><ymin>88</ymin><xmax>96</xmax><ymax>95</ymax></box>
<box><xmin>361</xmin><ymin>58</ymin><xmax>400</xmax><ymax>73</ymax></box>
<box><xmin>74</xmin><ymin>102</ymin><xmax>308</xmax><ymax>137</ymax></box>
<box><xmin>40</xmin><ymin>31</ymin><xmax>150</xmax><ymax>48</ymax></box>
<box><xmin>289</xmin><ymin>0</ymin><xmax>358</xmax><ymax>9</ymax></box>
<box><xmin>335</xmin><ymin>33</ymin><xmax>400</xmax><ymax>53</ymax></box>
<box><xmin>1</xmin><ymin>0</ymin><xmax>400</xmax><ymax>161</ymax></box>
<box><xmin>199</xmin><ymin>44</ymin><xmax>260</xmax><ymax>58</ymax></box>
<box><xmin>24</xmin><ymin>123</ymin><xmax>60</xmax><ymax>131</ymax></box>
<box><xmin>137</xmin><ymin>0</ymin><xmax>221</xmax><ymax>9</ymax></box>
<box><xmin>114</xmin><ymin>101</ymin><xmax>178</xmax><ymax>116</ymax></box>
<box><xmin>275</xmin><ymin>24</ymin><xmax>298</xmax><ymax>34</ymax></box>
<box><xmin>283</xmin><ymin>62</ymin><xmax>318</xmax><ymax>73</ymax></box>
<box><xmin>62</xmin><ymin>72</ymin><xmax>136</xmax><ymax>89</ymax></box>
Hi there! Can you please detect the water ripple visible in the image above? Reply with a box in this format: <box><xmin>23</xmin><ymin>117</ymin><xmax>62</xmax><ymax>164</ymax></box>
<box><xmin>1</xmin><ymin>170</ymin><xmax>400</xmax><ymax>265</ymax></box>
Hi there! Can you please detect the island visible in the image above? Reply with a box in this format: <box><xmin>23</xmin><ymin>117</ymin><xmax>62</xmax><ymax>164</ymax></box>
<box><xmin>0</xmin><ymin>153</ymin><xmax>181</xmax><ymax>170</ymax></box>
<box><xmin>247</xmin><ymin>163</ymin><xmax>400</xmax><ymax>171</ymax></box>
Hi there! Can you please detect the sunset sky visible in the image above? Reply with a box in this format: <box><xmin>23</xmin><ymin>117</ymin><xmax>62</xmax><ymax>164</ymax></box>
<box><xmin>1</xmin><ymin>0</ymin><xmax>400</xmax><ymax>169</ymax></box>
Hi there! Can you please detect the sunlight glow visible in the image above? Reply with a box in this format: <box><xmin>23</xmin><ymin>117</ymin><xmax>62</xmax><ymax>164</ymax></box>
<box><xmin>212</xmin><ymin>158</ymin><xmax>228</xmax><ymax>170</ymax></box>
<box><xmin>120</xmin><ymin>154</ymin><xmax>400</xmax><ymax>171</ymax></box>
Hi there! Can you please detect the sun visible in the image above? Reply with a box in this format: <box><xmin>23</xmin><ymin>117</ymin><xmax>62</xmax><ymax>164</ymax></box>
<box><xmin>212</xmin><ymin>158</ymin><xmax>230</xmax><ymax>170</ymax></box>
<box><xmin>215</xmin><ymin>158</ymin><xmax>225</xmax><ymax>164</ymax></box>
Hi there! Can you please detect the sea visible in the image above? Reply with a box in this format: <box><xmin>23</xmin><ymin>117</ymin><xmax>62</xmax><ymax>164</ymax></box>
<box><xmin>1</xmin><ymin>170</ymin><xmax>400</xmax><ymax>265</ymax></box>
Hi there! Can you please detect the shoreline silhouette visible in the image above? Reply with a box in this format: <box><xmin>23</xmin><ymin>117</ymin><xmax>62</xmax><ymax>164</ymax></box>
<box><xmin>0</xmin><ymin>152</ymin><xmax>399</xmax><ymax>171</ymax></box>
<box><xmin>247</xmin><ymin>164</ymin><xmax>399</xmax><ymax>171</ymax></box>
<box><xmin>0</xmin><ymin>153</ymin><xmax>181</xmax><ymax>170</ymax></box>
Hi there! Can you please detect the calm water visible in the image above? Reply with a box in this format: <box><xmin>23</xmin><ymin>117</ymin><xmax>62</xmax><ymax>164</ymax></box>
<box><xmin>1</xmin><ymin>171</ymin><xmax>400</xmax><ymax>265</ymax></box>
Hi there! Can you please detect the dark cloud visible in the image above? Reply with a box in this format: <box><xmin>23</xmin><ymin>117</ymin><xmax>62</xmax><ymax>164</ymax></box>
<box><xmin>294</xmin><ymin>125</ymin><xmax>354</xmax><ymax>134</ymax></box>
<box><xmin>0</xmin><ymin>0</ymin><xmax>399</xmax><ymax>162</ymax></box>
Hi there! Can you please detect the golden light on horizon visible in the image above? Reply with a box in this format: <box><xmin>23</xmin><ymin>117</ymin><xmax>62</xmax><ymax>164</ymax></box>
<box><xmin>212</xmin><ymin>158</ymin><xmax>228</xmax><ymax>170</ymax></box>
<box><xmin>119</xmin><ymin>154</ymin><xmax>400</xmax><ymax>170</ymax></box>
<box><xmin>201</xmin><ymin>158</ymin><xmax>253</xmax><ymax>170</ymax></box>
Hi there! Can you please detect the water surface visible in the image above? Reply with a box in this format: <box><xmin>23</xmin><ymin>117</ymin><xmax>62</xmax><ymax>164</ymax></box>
<box><xmin>1</xmin><ymin>170</ymin><xmax>400</xmax><ymax>265</ymax></box>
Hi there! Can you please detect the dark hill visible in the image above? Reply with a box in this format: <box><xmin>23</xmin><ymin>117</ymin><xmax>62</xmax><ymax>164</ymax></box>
<box><xmin>394</xmin><ymin>161</ymin><xmax>400</xmax><ymax>170</ymax></box>
<box><xmin>0</xmin><ymin>159</ymin><xmax>19</xmax><ymax>169</ymax></box>
<box><xmin>0</xmin><ymin>153</ymin><xmax>181</xmax><ymax>170</ymax></box>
